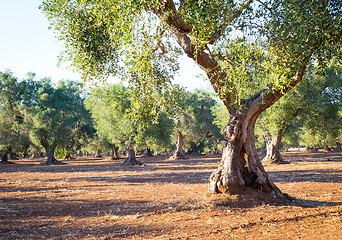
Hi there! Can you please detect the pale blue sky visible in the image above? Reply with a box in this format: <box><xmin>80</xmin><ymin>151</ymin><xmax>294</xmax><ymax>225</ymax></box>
<box><xmin>0</xmin><ymin>0</ymin><xmax>210</xmax><ymax>91</ymax></box>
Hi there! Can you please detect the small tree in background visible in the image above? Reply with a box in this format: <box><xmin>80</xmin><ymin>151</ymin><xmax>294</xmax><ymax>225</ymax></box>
<box><xmin>0</xmin><ymin>71</ymin><xmax>31</xmax><ymax>163</ymax></box>
<box><xmin>23</xmin><ymin>78</ymin><xmax>90</xmax><ymax>165</ymax></box>
<box><xmin>186</xmin><ymin>90</ymin><xmax>222</xmax><ymax>155</ymax></box>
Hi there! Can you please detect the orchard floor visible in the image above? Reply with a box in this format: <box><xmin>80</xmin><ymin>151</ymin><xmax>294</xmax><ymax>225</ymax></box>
<box><xmin>1</xmin><ymin>151</ymin><xmax>342</xmax><ymax>240</ymax></box>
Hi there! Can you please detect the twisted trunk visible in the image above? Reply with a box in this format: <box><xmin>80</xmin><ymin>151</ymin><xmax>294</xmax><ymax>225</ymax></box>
<box><xmin>63</xmin><ymin>149</ymin><xmax>74</xmax><ymax>160</ymax></box>
<box><xmin>208</xmin><ymin>108</ymin><xmax>282</xmax><ymax>196</ymax></box>
<box><xmin>171</xmin><ymin>130</ymin><xmax>187</xmax><ymax>159</ymax></box>
<box><xmin>145</xmin><ymin>147</ymin><xmax>153</xmax><ymax>157</ymax></box>
<box><xmin>123</xmin><ymin>142</ymin><xmax>143</xmax><ymax>165</ymax></box>
<box><xmin>110</xmin><ymin>144</ymin><xmax>120</xmax><ymax>160</ymax></box>
<box><xmin>261</xmin><ymin>124</ymin><xmax>289</xmax><ymax>164</ymax></box>
<box><xmin>151</xmin><ymin>0</ymin><xmax>309</xmax><ymax>196</ymax></box>
<box><xmin>42</xmin><ymin>143</ymin><xmax>64</xmax><ymax>165</ymax></box>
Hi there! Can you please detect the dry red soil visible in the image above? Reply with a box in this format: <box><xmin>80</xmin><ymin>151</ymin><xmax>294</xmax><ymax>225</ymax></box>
<box><xmin>1</xmin><ymin>151</ymin><xmax>342</xmax><ymax>239</ymax></box>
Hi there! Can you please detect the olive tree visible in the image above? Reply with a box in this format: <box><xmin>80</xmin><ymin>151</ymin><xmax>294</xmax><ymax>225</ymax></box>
<box><xmin>0</xmin><ymin>71</ymin><xmax>31</xmax><ymax>163</ymax></box>
<box><xmin>42</xmin><ymin>0</ymin><xmax>342</xmax><ymax>196</ymax></box>
<box><xmin>24</xmin><ymin>78</ymin><xmax>89</xmax><ymax>165</ymax></box>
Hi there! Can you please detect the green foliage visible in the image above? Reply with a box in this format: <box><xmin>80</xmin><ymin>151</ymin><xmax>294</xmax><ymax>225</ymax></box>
<box><xmin>40</xmin><ymin>0</ymin><xmax>180</xmax><ymax>84</ymax></box>
<box><xmin>185</xmin><ymin>90</ymin><xmax>222</xmax><ymax>153</ymax></box>
<box><xmin>85</xmin><ymin>84</ymin><xmax>133</xmax><ymax>149</ymax></box>
<box><xmin>213</xmin><ymin>38</ymin><xmax>270</xmax><ymax>105</ymax></box>
<box><xmin>41</xmin><ymin>0</ymin><xmax>342</xmax><ymax>110</ymax></box>
<box><xmin>298</xmin><ymin>65</ymin><xmax>342</xmax><ymax>148</ymax></box>
<box><xmin>259</xmin><ymin>63</ymin><xmax>342</xmax><ymax>149</ymax></box>
<box><xmin>0</xmin><ymin>71</ymin><xmax>30</xmax><ymax>156</ymax></box>
<box><xmin>23</xmin><ymin>77</ymin><xmax>91</xmax><ymax>155</ymax></box>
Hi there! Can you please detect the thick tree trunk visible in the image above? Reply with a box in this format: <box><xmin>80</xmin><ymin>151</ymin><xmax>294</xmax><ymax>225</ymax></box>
<box><xmin>336</xmin><ymin>142</ymin><xmax>341</xmax><ymax>152</ymax></box>
<box><xmin>109</xmin><ymin>144</ymin><xmax>120</xmax><ymax>160</ymax></box>
<box><xmin>30</xmin><ymin>151</ymin><xmax>39</xmax><ymax>159</ymax></box>
<box><xmin>43</xmin><ymin>145</ymin><xmax>64</xmax><ymax>165</ymax></box>
<box><xmin>95</xmin><ymin>149</ymin><xmax>102</xmax><ymax>157</ymax></box>
<box><xmin>171</xmin><ymin>131</ymin><xmax>187</xmax><ymax>159</ymax></box>
<box><xmin>208</xmin><ymin>111</ymin><xmax>283</xmax><ymax>197</ymax></box>
<box><xmin>152</xmin><ymin>0</ymin><xmax>308</xmax><ymax>198</ymax></box>
<box><xmin>1</xmin><ymin>146</ymin><xmax>14</xmax><ymax>164</ymax></box>
<box><xmin>145</xmin><ymin>146</ymin><xmax>153</xmax><ymax>157</ymax></box>
<box><xmin>1</xmin><ymin>152</ymin><xmax>13</xmax><ymax>164</ymax></box>
<box><xmin>123</xmin><ymin>142</ymin><xmax>143</xmax><ymax>165</ymax></box>
<box><xmin>63</xmin><ymin>149</ymin><xmax>74</xmax><ymax>160</ymax></box>
<box><xmin>261</xmin><ymin>125</ymin><xmax>289</xmax><ymax>164</ymax></box>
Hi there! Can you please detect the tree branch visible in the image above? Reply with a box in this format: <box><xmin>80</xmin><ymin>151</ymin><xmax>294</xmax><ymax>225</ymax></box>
<box><xmin>209</xmin><ymin>0</ymin><xmax>254</xmax><ymax>44</ymax></box>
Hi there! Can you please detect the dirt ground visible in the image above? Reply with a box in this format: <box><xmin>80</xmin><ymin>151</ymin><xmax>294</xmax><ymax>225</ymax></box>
<box><xmin>1</xmin><ymin>151</ymin><xmax>342</xmax><ymax>240</ymax></box>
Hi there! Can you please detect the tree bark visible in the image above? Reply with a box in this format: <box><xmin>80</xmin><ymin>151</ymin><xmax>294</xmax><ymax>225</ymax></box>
<box><xmin>208</xmin><ymin>110</ymin><xmax>283</xmax><ymax>197</ymax></box>
<box><xmin>95</xmin><ymin>149</ymin><xmax>102</xmax><ymax>157</ymax></box>
<box><xmin>336</xmin><ymin>142</ymin><xmax>341</xmax><ymax>152</ymax></box>
<box><xmin>123</xmin><ymin>142</ymin><xmax>143</xmax><ymax>165</ymax></box>
<box><xmin>261</xmin><ymin>124</ymin><xmax>289</xmax><ymax>164</ymax></box>
<box><xmin>145</xmin><ymin>146</ymin><xmax>153</xmax><ymax>157</ymax></box>
<box><xmin>171</xmin><ymin>130</ymin><xmax>187</xmax><ymax>159</ymax></box>
<box><xmin>63</xmin><ymin>149</ymin><xmax>74</xmax><ymax>160</ymax></box>
<box><xmin>43</xmin><ymin>145</ymin><xmax>64</xmax><ymax>165</ymax></box>
<box><xmin>1</xmin><ymin>146</ymin><xmax>14</xmax><ymax>164</ymax></box>
<box><xmin>109</xmin><ymin>144</ymin><xmax>120</xmax><ymax>160</ymax></box>
<box><xmin>1</xmin><ymin>147</ymin><xmax>14</xmax><ymax>164</ymax></box>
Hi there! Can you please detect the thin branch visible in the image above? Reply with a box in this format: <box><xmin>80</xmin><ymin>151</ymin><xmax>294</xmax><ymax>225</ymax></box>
<box><xmin>209</xmin><ymin>0</ymin><xmax>254</xmax><ymax>44</ymax></box>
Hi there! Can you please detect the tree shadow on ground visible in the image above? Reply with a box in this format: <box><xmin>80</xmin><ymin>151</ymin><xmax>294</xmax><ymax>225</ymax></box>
<box><xmin>0</xmin><ymin>196</ymin><xmax>168</xmax><ymax>219</ymax></box>
<box><xmin>196</xmin><ymin>189</ymin><xmax>342</xmax><ymax>210</ymax></box>
<box><xmin>0</xmin><ymin>217</ymin><xmax>168</xmax><ymax>240</ymax></box>
<box><xmin>268</xmin><ymin>169</ymin><xmax>342</xmax><ymax>183</ymax></box>
<box><xmin>0</xmin><ymin>155</ymin><xmax>220</xmax><ymax>174</ymax></box>
<box><xmin>282</xmin><ymin>151</ymin><xmax>342</xmax><ymax>163</ymax></box>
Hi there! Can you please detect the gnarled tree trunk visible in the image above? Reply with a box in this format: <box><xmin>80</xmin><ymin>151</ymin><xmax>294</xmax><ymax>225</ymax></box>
<box><xmin>261</xmin><ymin>124</ymin><xmax>289</xmax><ymax>164</ymax></box>
<box><xmin>110</xmin><ymin>144</ymin><xmax>120</xmax><ymax>160</ymax></box>
<box><xmin>42</xmin><ymin>143</ymin><xmax>64</xmax><ymax>165</ymax></box>
<box><xmin>208</xmin><ymin>109</ymin><xmax>283</xmax><ymax>197</ymax></box>
<box><xmin>171</xmin><ymin>130</ymin><xmax>187</xmax><ymax>159</ymax></box>
<box><xmin>95</xmin><ymin>149</ymin><xmax>102</xmax><ymax>157</ymax></box>
<box><xmin>63</xmin><ymin>149</ymin><xmax>74</xmax><ymax>160</ymax></box>
<box><xmin>150</xmin><ymin>0</ymin><xmax>308</xmax><ymax>197</ymax></box>
<box><xmin>123</xmin><ymin>142</ymin><xmax>143</xmax><ymax>165</ymax></box>
<box><xmin>1</xmin><ymin>146</ymin><xmax>14</xmax><ymax>164</ymax></box>
<box><xmin>145</xmin><ymin>146</ymin><xmax>153</xmax><ymax>157</ymax></box>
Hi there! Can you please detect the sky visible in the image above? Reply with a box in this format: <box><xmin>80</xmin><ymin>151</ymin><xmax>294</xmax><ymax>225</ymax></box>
<box><xmin>0</xmin><ymin>0</ymin><xmax>211</xmax><ymax>91</ymax></box>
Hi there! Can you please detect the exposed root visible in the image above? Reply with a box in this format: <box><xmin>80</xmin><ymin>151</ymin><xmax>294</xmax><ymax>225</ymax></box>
<box><xmin>123</xmin><ymin>158</ymin><xmax>144</xmax><ymax>166</ymax></box>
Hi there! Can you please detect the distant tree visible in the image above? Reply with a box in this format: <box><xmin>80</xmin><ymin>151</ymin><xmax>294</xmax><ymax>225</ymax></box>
<box><xmin>258</xmin><ymin>89</ymin><xmax>302</xmax><ymax>164</ymax></box>
<box><xmin>298</xmin><ymin>65</ymin><xmax>342</xmax><ymax>150</ymax></box>
<box><xmin>54</xmin><ymin>80</ymin><xmax>95</xmax><ymax>160</ymax></box>
<box><xmin>85</xmin><ymin>84</ymin><xmax>144</xmax><ymax>164</ymax></box>
<box><xmin>0</xmin><ymin>71</ymin><xmax>30</xmax><ymax>163</ymax></box>
<box><xmin>159</xmin><ymin>85</ymin><xmax>194</xmax><ymax>159</ymax></box>
<box><xmin>135</xmin><ymin>112</ymin><xmax>173</xmax><ymax>156</ymax></box>
<box><xmin>186</xmin><ymin>90</ymin><xmax>222</xmax><ymax>155</ymax></box>
<box><xmin>23</xmin><ymin>78</ymin><xmax>89</xmax><ymax>165</ymax></box>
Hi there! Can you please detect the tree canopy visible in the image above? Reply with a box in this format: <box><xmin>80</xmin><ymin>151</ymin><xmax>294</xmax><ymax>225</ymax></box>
<box><xmin>41</xmin><ymin>0</ymin><xmax>342</xmax><ymax>196</ymax></box>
